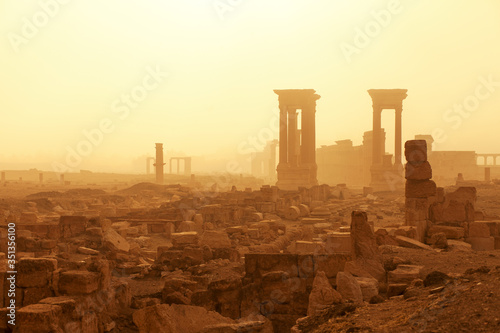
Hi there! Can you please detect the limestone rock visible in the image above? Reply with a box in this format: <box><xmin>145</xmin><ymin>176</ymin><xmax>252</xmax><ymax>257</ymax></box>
<box><xmin>307</xmin><ymin>271</ymin><xmax>342</xmax><ymax>316</ymax></box>
<box><xmin>336</xmin><ymin>272</ymin><xmax>363</xmax><ymax>305</ymax></box>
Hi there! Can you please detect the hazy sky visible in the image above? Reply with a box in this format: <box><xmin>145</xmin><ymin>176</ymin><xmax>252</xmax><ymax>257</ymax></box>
<box><xmin>1</xmin><ymin>0</ymin><xmax>500</xmax><ymax>173</ymax></box>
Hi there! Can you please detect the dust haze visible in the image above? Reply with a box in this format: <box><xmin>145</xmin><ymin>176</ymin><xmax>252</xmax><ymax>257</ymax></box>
<box><xmin>1</xmin><ymin>1</ymin><xmax>500</xmax><ymax>332</ymax></box>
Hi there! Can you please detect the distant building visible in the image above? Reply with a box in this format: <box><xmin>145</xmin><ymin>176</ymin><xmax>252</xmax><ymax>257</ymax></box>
<box><xmin>316</xmin><ymin>130</ymin><xmax>386</xmax><ymax>187</ymax></box>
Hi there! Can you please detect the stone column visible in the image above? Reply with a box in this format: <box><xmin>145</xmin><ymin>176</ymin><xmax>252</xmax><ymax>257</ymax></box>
<box><xmin>372</xmin><ymin>106</ymin><xmax>382</xmax><ymax>165</ymax></box>
<box><xmin>279</xmin><ymin>105</ymin><xmax>288</xmax><ymax>165</ymax></box>
<box><xmin>177</xmin><ymin>159</ymin><xmax>180</xmax><ymax>174</ymax></box>
<box><xmin>485</xmin><ymin>167</ymin><xmax>491</xmax><ymax>182</ymax></box>
<box><xmin>288</xmin><ymin>109</ymin><xmax>298</xmax><ymax>166</ymax></box>
<box><xmin>394</xmin><ymin>106</ymin><xmax>402</xmax><ymax>167</ymax></box>
<box><xmin>185</xmin><ymin>157</ymin><xmax>192</xmax><ymax>176</ymax></box>
<box><xmin>155</xmin><ymin>143</ymin><xmax>164</xmax><ymax>184</ymax></box>
<box><xmin>301</xmin><ymin>105</ymin><xmax>316</xmax><ymax>164</ymax></box>
<box><xmin>269</xmin><ymin>141</ymin><xmax>277</xmax><ymax>179</ymax></box>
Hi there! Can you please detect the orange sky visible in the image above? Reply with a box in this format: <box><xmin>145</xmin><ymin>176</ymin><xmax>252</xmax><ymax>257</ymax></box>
<box><xmin>1</xmin><ymin>0</ymin><xmax>500</xmax><ymax>173</ymax></box>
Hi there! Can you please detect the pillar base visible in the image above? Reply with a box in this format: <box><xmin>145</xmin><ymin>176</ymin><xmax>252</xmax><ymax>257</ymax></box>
<box><xmin>276</xmin><ymin>163</ymin><xmax>318</xmax><ymax>191</ymax></box>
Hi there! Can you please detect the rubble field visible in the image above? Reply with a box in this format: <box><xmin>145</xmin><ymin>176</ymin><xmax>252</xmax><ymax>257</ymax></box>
<box><xmin>0</xmin><ymin>175</ymin><xmax>499</xmax><ymax>332</ymax></box>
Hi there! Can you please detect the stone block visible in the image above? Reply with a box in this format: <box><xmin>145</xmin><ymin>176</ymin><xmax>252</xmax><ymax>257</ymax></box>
<box><xmin>468</xmin><ymin>222</ymin><xmax>491</xmax><ymax>238</ymax></box>
<box><xmin>103</xmin><ymin>228</ymin><xmax>130</xmax><ymax>252</ymax></box>
<box><xmin>17</xmin><ymin>304</ymin><xmax>62</xmax><ymax>333</ymax></box>
<box><xmin>388</xmin><ymin>265</ymin><xmax>424</xmax><ymax>284</ymax></box>
<box><xmin>17</xmin><ymin>258</ymin><xmax>57</xmax><ymax>288</ymax></box>
<box><xmin>294</xmin><ymin>241</ymin><xmax>323</xmax><ymax>254</ymax></box>
<box><xmin>405</xmin><ymin>180</ymin><xmax>436</xmax><ymax>198</ymax></box>
<box><xmin>172</xmin><ymin>232</ymin><xmax>199</xmax><ymax>247</ymax></box>
<box><xmin>323</xmin><ymin>233</ymin><xmax>351</xmax><ymax>255</ymax></box>
<box><xmin>58</xmin><ymin>271</ymin><xmax>99</xmax><ymax>295</ymax></box>
<box><xmin>466</xmin><ymin>237</ymin><xmax>495</xmax><ymax>251</ymax></box>
<box><xmin>60</xmin><ymin>216</ymin><xmax>87</xmax><ymax>238</ymax></box>
<box><xmin>200</xmin><ymin>231</ymin><xmax>231</xmax><ymax>249</ymax></box>
<box><xmin>22</xmin><ymin>287</ymin><xmax>54</xmax><ymax>306</ymax></box>
<box><xmin>405</xmin><ymin>140</ymin><xmax>427</xmax><ymax>163</ymax></box>
<box><xmin>405</xmin><ymin>161</ymin><xmax>432</xmax><ymax>180</ymax></box>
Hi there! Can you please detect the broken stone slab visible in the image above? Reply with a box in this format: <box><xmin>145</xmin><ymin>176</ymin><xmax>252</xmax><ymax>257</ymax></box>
<box><xmin>313</xmin><ymin>223</ymin><xmax>332</xmax><ymax>234</ymax></box>
<box><xmin>387</xmin><ymin>283</ymin><xmax>408</xmax><ymax>297</ymax></box>
<box><xmin>388</xmin><ymin>265</ymin><xmax>424</xmax><ymax>284</ymax></box>
<box><xmin>293</xmin><ymin>241</ymin><xmax>325</xmax><ymax>254</ymax></box>
<box><xmin>58</xmin><ymin>270</ymin><xmax>99</xmax><ymax>295</ymax></box>
<box><xmin>447</xmin><ymin>239</ymin><xmax>472</xmax><ymax>251</ymax></box>
<box><xmin>336</xmin><ymin>272</ymin><xmax>363</xmax><ymax>305</ymax></box>
<box><xmin>395</xmin><ymin>236</ymin><xmax>435</xmax><ymax>251</ymax></box>
<box><xmin>132</xmin><ymin>304</ymin><xmax>234</xmax><ymax>333</ymax></box>
<box><xmin>201</xmin><ymin>319</ymin><xmax>273</xmax><ymax>333</ymax></box>
<box><xmin>307</xmin><ymin>271</ymin><xmax>342</xmax><ymax>317</ymax></box>
<box><xmin>103</xmin><ymin>228</ymin><xmax>130</xmax><ymax>253</ymax></box>
<box><xmin>301</xmin><ymin>218</ymin><xmax>327</xmax><ymax>225</ymax></box>
<box><xmin>172</xmin><ymin>232</ymin><xmax>199</xmax><ymax>247</ymax></box>
<box><xmin>77</xmin><ymin>246</ymin><xmax>99</xmax><ymax>255</ymax></box>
